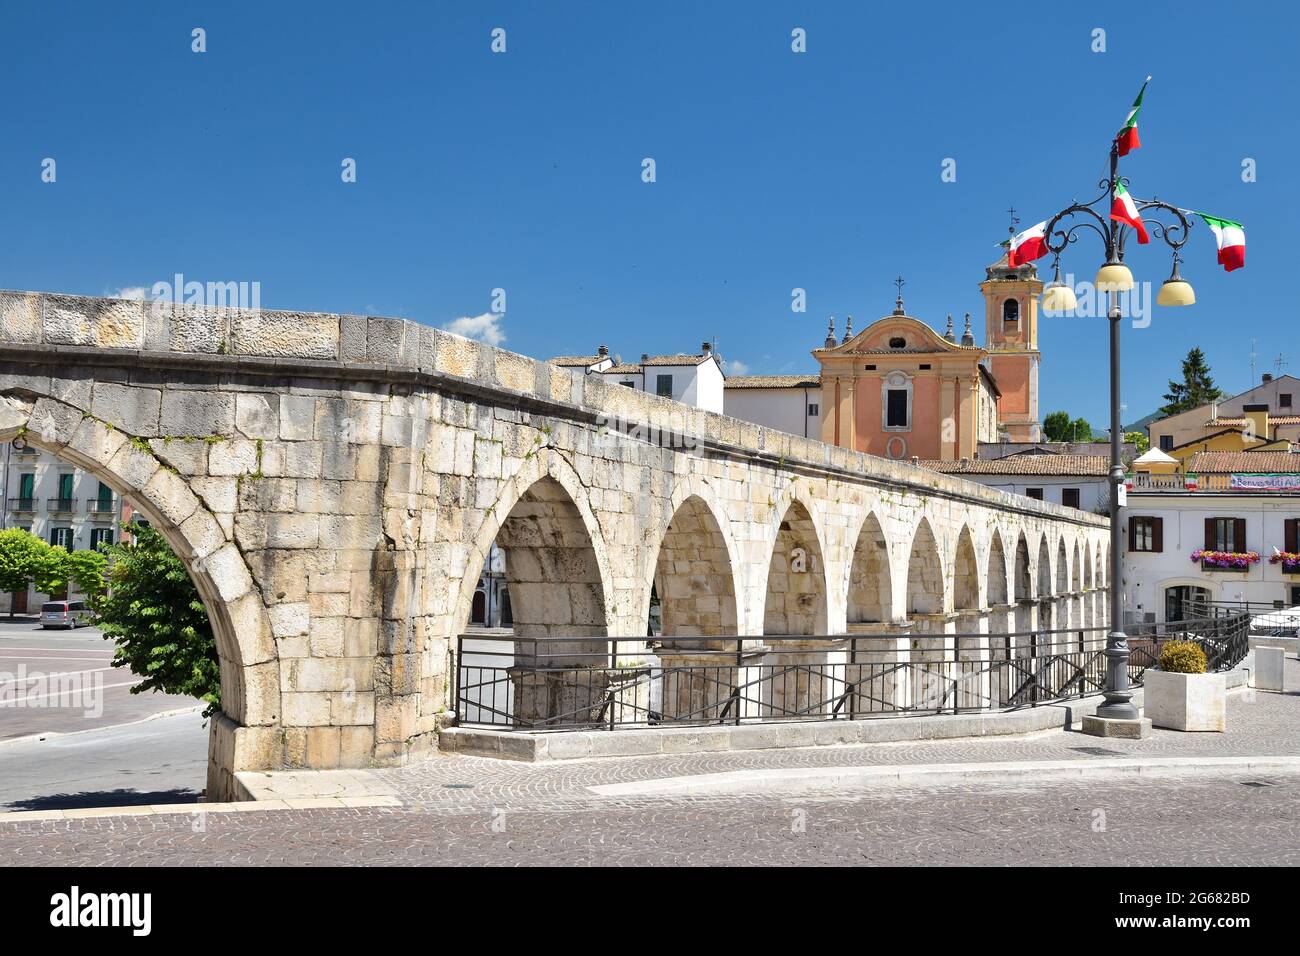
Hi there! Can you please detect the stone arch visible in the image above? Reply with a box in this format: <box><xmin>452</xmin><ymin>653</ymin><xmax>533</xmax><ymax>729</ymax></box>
<box><xmin>1055</xmin><ymin>537</ymin><xmax>1069</xmax><ymax>593</ymax></box>
<box><xmin>986</xmin><ymin>528</ymin><xmax>1009</xmax><ymax>606</ymax></box>
<box><xmin>0</xmin><ymin>395</ymin><xmax>277</xmax><ymax>725</ymax></box>
<box><xmin>953</xmin><ymin>524</ymin><xmax>981</xmax><ymax>611</ymax></box>
<box><xmin>453</xmin><ymin>448</ymin><xmax>614</xmax><ymax>641</ymax></box>
<box><xmin>650</xmin><ymin>491</ymin><xmax>740</xmax><ymax>638</ymax></box>
<box><xmin>846</xmin><ymin>511</ymin><xmax>893</xmax><ymax>624</ymax></box>
<box><xmin>1072</xmin><ymin>540</ymin><xmax>1083</xmax><ymax>591</ymax></box>
<box><xmin>1083</xmin><ymin>540</ymin><xmax>1093</xmax><ymax>589</ymax></box>
<box><xmin>762</xmin><ymin>497</ymin><xmax>829</xmax><ymax>635</ymax></box>
<box><xmin>1036</xmin><ymin>533</ymin><xmax>1052</xmax><ymax>598</ymax></box>
<box><xmin>905</xmin><ymin>517</ymin><xmax>945</xmax><ymax>615</ymax></box>
<box><xmin>1014</xmin><ymin>532</ymin><xmax>1032</xmax><ymax>602</ymax></box>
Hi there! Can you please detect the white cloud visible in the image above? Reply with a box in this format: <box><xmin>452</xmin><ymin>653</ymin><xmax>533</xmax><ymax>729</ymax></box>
<box><xmin>725</xmin><ymin>359</ymin><xmax>751</xmax><ymax>375</ymax></box>
<box><xmin>442</xmin><ymin>311</ymin><xmax>506</xmax><ymax>346</ymax></box>
<box><xmin>107</xmin><ymin>285</ymin><xmax>149</xmax><ymax>301</ymax></box>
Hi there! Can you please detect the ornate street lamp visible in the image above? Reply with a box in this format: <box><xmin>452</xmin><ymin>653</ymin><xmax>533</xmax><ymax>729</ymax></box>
<box><xmin>1037</xmin><ymin>128</ymin><xmax>1198</xmax><ymax>730</ymax></box>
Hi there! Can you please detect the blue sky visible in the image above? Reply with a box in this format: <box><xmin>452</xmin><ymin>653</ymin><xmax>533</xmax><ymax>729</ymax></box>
<box><xmin>1</xmin><ymin>1</ymin><xmax>1291</xmax><ymax>424</ymax></box>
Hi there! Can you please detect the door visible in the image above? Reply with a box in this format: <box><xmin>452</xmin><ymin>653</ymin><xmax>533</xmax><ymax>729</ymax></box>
<box><xmin>1165</xmin><ymin>586</ymin><xmax>1210</xmax><ymax>621</ymax></box>
<box><xmin>1291</xmin><ymin>586</ymin><xmax>1300</xmax><ymax>609</ymax></box>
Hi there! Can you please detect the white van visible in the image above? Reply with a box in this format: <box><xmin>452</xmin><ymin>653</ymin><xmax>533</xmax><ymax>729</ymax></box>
<box><xmin>41</xmin><ymin>601</ymin><xmax>94</xmax><ymax>629</ymax></box>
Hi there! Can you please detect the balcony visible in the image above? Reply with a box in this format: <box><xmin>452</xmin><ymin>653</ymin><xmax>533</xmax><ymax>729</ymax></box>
<box><xmin>46</xmin><ymin>497</ymin><xmax>77</xmax><ymax>514</ymax></box>
<box><xmin>7</xmin><ymin>497</ymin><xmax>36</xmax><ymax>513</ymax></box>
<box><xmin>87</xmin><ymin>498</ymin><xmax>117</xmax><ymax>519</ymax></box>
<box><xmin>1127</xmin><ymin>472</ymin><xmax>1232</xmax><ymax>493</ymax></box>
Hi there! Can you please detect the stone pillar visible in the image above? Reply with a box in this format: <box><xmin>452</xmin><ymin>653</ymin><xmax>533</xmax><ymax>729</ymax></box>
<box><xmin>954</xmin><ymin>609</ymin><xmax>991</xmax><ymax>709</ymax></box>
<box><xmin>908</xmin><ymin>613</ymin><xmax>956</xmax><ymax>712</ymax></box>
<box><xmin>986</xmin><ymin>603</ymin><xmax>1016</xmax><ymax>708</ymax></box>
<box><xmin>845</xmin><ymin>621</ymin><xmax>913</xmax><ymax>713</ymax></box>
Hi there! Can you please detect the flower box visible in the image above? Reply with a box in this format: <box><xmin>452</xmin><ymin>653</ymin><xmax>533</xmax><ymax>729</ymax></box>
<box><xmin>1268</xmin><ymin>551</ymin><xmax>1300</xmax><ymax>574</ymax></box>
<box><xmin>1191</xmin><ymin>549</ymin><xmax>1259</xmax><ymax>571</ymax></box>
<box><xmin>1144</xmin><ymin>670</ymin><xmax>1226</xmax><ymax>732</ymax></box>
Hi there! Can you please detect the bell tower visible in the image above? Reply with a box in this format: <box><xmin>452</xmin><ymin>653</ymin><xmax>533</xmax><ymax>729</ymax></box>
<box><xmin>981</xmin><ymin>254</ymin><xmax>1044</xmax><ymax>442</ymax></box>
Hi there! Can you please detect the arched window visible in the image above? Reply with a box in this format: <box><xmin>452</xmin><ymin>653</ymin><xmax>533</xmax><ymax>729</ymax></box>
<box><xmin>1002</xmin><ymin>298</ymin><xmax>1020</xmax><ymax>327</ymax></box>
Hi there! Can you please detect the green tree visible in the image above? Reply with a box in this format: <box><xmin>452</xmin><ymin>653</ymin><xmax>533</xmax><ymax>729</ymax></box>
<box><xmin>32</xmin><ymin>546</ymin><xmax>108</xmax><ymax>602</ymax></box>
<box><xmin>1159</xmin><ymin>347</ymin><xmax>1226</xmax><ymax>417</ymax></box>
<box><xmin>0</xmin><ymin>528</ymin><xmax>50</xmax><ymax>616</ymax></box>
<box><xmin>1125</xmin><ymin>430</ymin><xmax>1151</xmax><ymax>455</ymax></box>
<box><xmin>94</xmin><ymin>523</ymin><xmax>219</xmax><ymax>716</ymax></box>
<box><xmin>1043</xmin><ymin>411</ymin><xmax>1096</xmax><ymax>443</ymax></box>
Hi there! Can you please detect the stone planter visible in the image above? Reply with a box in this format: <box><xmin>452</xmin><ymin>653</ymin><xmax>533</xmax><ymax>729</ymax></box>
<box><xmin>1143</xmin><ymin>670</ymin><xmax>1226</xmax><ymax>732</ymax></box>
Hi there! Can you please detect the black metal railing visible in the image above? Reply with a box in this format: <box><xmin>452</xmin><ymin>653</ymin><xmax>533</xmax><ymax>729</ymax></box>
<box><xmin>6</xmin><ymin>497</ymin><xmax>36</xmax><ymax>512</ymax></box>
<box><xmin>86</xmin><ymin>498</ymin><xmax>116</xmax><ymax>515</ymax></box>
<box><xmin>46</xmin><ymin>497</ymin><xmax>77</xmax><ymax>513</ymax></box>
<box><xmin>455</xmin><ymin>612</ymin><xmax>1251</xmax><ymax>732</ymax></box>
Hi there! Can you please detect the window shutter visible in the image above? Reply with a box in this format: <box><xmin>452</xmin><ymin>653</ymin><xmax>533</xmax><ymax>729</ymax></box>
<box><xmin>1152</xmin><ymin>518</ymin><xmax>1163</xmax><ymax>553</ymax></box>
<box><xmin>1204</xmin><ymin>518</ymin><xmax>1215</xmax><ymax>550</ymax></box>
<box><xmin>1286</xmin><ymin>518</ymin><xmax>1298</xmax><ymax>554</ymax></box>
<box><xmin>1234</xmin><ymin>518</ymin><xmax>1247</xmax><ymax>553</ymax></box>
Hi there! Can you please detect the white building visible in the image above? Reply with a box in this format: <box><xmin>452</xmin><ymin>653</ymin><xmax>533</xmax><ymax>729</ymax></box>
<box><xmin>722</xmin><ymin>375</ymin><xmax>822</xmax><ymax>438</ymax></box>
<box><xmin>917</xmin><ymin>451</ymin><xmax>1111</xmax><ymax>514</ymax></box>
<box><xmin>549</xmin><ymin>343</ymin><xmax>726</xmax><ymax>414</ymax></box>
<box><xmin>1</xmin><ymin>442</ymin><xmax>133</xmax><ymax>612</ymax></box>
<box><xmin>1123</xmin><ymin>450</ymin><xmax>1300</xmax><ymax>624</ymax></box>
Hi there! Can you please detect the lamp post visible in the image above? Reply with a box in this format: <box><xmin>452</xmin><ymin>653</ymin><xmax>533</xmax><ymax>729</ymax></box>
<box><xmin>1038</xmin><ymin>140</ymin><xmax>1195</xmax><ymax>726</ymax></box>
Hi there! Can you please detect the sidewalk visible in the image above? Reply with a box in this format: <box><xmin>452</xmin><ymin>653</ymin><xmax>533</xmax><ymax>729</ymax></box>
<box><xmin>0</xmin><ymin>657</ymin><xmax>1297</xmax><ymax>867</ymax></box>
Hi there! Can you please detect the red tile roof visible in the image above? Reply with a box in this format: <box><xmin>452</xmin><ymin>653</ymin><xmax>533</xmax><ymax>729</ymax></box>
<box><xmin>918</xmin><ymin>455</ymin><xmax>1110</xmax><ymax>476</ymax></box>
<box><xmin>724</xmin><ymin>375</ymin><xmax>820</xmax><ymax>389</ymax></box>
<box><xmin>1187</xmin><ymin>451</ymin><xmax>1300</xmax><ymax>473</ymax></box>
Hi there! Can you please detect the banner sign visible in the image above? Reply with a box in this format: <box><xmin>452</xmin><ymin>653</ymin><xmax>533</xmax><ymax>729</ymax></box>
<box><xmin>1229</xmin><ymin>473</ymin><xmax>1300</xmax><ymax>491</ymax></box>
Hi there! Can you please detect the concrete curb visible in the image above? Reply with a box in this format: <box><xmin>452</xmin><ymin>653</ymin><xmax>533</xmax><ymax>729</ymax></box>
<box><xmin>585</xmin><ymin>755</ymin><xmax>1300</xmax><ymax>797</ymax></box>
<box><xmin>0</xmin><ymin>794</ymin><xmax>404</xmax><ymax>824</ymax></box>
<box><xmin>0</xmin><ymin>704</ymin><xmax>205</xmax><ymax>749</ymax></box>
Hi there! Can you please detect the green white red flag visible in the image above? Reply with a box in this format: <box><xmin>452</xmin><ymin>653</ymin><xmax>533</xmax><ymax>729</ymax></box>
<box><xmin>1116</xmin><ymin>77</ymin><xmax>1149</xmax><ymax>156</ymax></box>
<box><xmin>1200</xmin><ymin>214</ymin><xmax>1246</xmax><ymax>271</ymax></box>
<box><xmin>1005</xmin><ymin>220</ymin><xmax>1049</xmax><ymax>268</ymax></box>
<box><xmin>1109</xmin><ymin>180</ymin><xmax>1149</xmax><ymax>243</ymax></box>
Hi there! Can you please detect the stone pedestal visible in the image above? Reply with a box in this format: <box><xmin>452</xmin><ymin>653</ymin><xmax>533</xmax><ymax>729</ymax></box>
<box><xmin>1253</xmin><ymin>647</ymin><xmax>1286</xmax><ymax>692</ymax></box>
<box><xmin>1143</xmin><ymin>671</ymin><xmax>1226</xmax><ymax>732</ymax></box>
<box><xmin>1081</xmin><ymin>715</ymin><xmax>1152</xmax><ymax>739</ymax></box>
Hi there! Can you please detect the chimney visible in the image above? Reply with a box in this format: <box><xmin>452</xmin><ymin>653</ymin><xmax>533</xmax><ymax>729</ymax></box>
<box><xmin>701</xmin><ymin>341</ymin><xmax>712</xmax><ymax>355</ymax></box>
<box><xmin>597</xmin><ymin>344</ymin><xmax>609</xmax><ymax>357</ymax></box>
<box><xmin>1263</xmin><ymin>372</ymin><xmax>1274</xmax><ymax>383</ymax></box>
<box><xmin>959</xmin><ymin>457</ymin><xmax>970</xmax><ymax>469</ymax></box>
<box><xmin>641</xmin><ymin>353</ymin><xmax>650</xmax><ymax>363</ymax></box>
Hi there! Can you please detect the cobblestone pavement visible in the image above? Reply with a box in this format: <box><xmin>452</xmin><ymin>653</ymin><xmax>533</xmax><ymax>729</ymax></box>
<box><xmin>1</xmin><ymin>663</ymin><xmax>1296</xmax><ymax>866</ymax></box>
<box><xmin>0</xmin><ymin>773</ymin><xmax>1296</xmax><ymax>866</ymax></box>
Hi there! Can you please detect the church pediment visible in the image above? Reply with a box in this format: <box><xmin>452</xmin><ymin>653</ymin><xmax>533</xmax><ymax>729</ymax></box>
<box><xmin>816</xmin><ymin>315</ymin><xmax>972</xmax><ymax>356</ymax></box>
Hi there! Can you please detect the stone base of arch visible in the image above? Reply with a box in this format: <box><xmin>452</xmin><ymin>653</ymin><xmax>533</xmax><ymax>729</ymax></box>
<box><xmin>207</xmin><ymin>715</ymin><xmax>285</xmax><ymax>802</ymax></box>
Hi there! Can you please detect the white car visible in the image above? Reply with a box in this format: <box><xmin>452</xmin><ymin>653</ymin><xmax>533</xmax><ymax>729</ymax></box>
<box><xmin>40</xmin><ymin>600</ymin><xmax>94</xmax><ymax>629</ymax></box>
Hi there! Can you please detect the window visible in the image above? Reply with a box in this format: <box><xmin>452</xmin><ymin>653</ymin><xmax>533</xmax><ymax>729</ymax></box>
<box><xmin>864</xmin><ymin>364</ymin><xmax>877</xmax><ymax>370</ymax></box>
<box><xmin>620</xmin><ymin>380</ymin><xmax>636</xmax><ymax>388</ymax></box>
<box><xmin>655</xmin><ymin>374</ymin><xmax>673</xmax><ymax>397</ymax></box>
<box><xmin>886</xmin><ymin>390</ymin><xmax>908</xmax><ymax>427</ymax></box>
<box><xmin>1061</xmin><ymin>488</ymin><xmax>1081</xmax><ymax>509</ymax></box>
<box><xmin>57</xmin><ymin>473</ymin><xmax>74</xmax><ymax>502</ymax></box>
<box><xmin>1158</xmin><ymin>434</ymin><xmax>1174</xmax><ymax>452</ymax></box>
<box><xmin>1281</xmin><ymin>393</ymin><xmax>1293</xmax><ymax>409</ymax></box>
<box><xmin>918</xmin><ymin>363</ymin><xmax>931</xmax><ymax>370</ymax></box>
<box><xmin>888</xmin><ymin>337</ymin><xmax>906</xmax><ymax>350</ymax></box>
<box><xmin>1025</xmin><ymin>488</ymin><xmax>1044</xmax><ymax>500</ymax></box>
<box><xmin>807</xmin><ymin>403</ymin><xmax>819</xmax><ymax>417</ymax></box>
<box><xmin>49</xmin><ymin>527</ymin><xmax>73</xmax><ymax>549</ymax></box>
<box><xmin>17</xmin><ymin>473</ymin><xmax>34</xmax><ymax>507</ymax></box>
<box><xmin>1129</xmin><ymin>516</ymin><xmax>1163</xmax><ymax>552</ymax></box>
<box><xmin>1283</xmin><ymin>517</ymin><xmax>1299</xmax><ymax>555</ymax></box>
<box><xmin>90</xmin><ymin>528</ymin><xmax>114</xmax><ymax>551</ymax></box>
<box><xmin>881</xmin><ymin>371</ymin><xmax>912</xmax><ymax>431</ymax></box>
<box><xmin>1003</xmin><ymin>299</ymin><xmax>1020</xmax><ymax>326</ymax></box>
<box><xmin>1206</xmin><ymin>516</ymin><xmax>1245</xmax><ymax>552</ymax></box>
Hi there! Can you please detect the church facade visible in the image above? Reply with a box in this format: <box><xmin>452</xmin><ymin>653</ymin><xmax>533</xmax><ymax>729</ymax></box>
<box><xmin>724</xmin><ymin>257</ymin><xmax>1044</xmax><ymax>460</ymax></box>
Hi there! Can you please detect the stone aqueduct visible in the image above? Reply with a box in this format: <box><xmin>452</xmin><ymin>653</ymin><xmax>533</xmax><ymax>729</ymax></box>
<box><xmin>0</xmin><ymin>291</ymin><xmax>1108</xmax><ymax>798</ymax></box>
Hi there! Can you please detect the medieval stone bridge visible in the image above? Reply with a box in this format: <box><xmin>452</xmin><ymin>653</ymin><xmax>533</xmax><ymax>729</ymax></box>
<box><xmin>0</xmin><ymin>291</ymin><xmax>1108</xmax><ymax>799</ymax></box>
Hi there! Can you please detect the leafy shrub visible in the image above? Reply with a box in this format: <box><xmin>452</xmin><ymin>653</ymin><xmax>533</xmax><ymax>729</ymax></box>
<box><xmin>1158</xmin><ymin>639</ymin><xmax>1207</xmax><ymax>674</ymax></box>
<box><xmin>94</xmin><ymin>522</ymin><xmax>220</xmax><ymax>717</ymax></box>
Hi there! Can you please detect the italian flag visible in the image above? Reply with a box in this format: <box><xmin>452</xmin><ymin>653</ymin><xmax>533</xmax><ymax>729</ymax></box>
<box><xmin>1116</xmin><ymin>77</ymin><xmax>1149</xmax><ymax>156</ymax></box>
<box><xmin>1109</xmin><ymin>180</ymin><xmax>1149</xmax><ymax>244</ymax></box>
<box><xmin>1201</xmin><ymin>214</ymin><xmax>1246</xmax><ymax>271</ymax></box>
<box><xmin>1184</xmin><ymin>473</ymin><xmax>1199</xmax><ymax>491</ymax></box>
<box><xmin>1006</xmin><ymin>220</ymin><xmax>1049</xmax><ymax>268</ymax></box>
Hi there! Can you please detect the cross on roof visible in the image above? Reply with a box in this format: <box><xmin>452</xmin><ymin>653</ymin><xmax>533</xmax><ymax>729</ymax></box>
<box><xmin>1007</xmin><ymin>205</ymin><xmax>1020</xmax><ymax>234</ymax></box>
<box><xmin>892</xmin><ymin>276</ymin><xmax>906</xmax><ymax>314</ymax></box>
